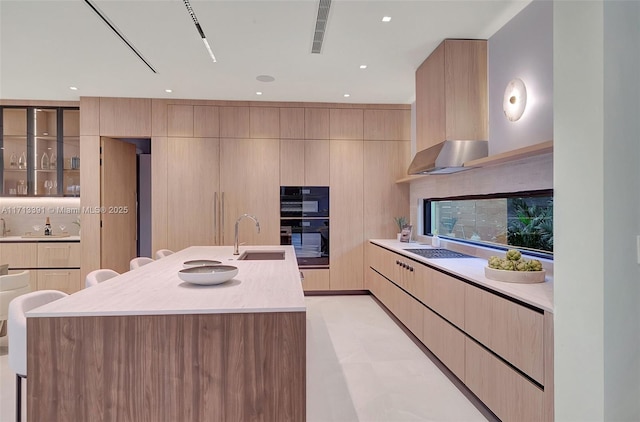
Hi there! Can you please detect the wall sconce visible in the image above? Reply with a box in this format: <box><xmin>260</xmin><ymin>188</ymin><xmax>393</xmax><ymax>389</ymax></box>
<box><xmin>503</xmin><ymin>78</ymin><xmax>527</xmax><ymax>121</ymax></box>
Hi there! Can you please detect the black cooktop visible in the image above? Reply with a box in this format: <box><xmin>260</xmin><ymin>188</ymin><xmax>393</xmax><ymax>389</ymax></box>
<box><xmin>404</xmin><ymin>248</ymin><xmax>473</xmax><ymax>259</ymax></box>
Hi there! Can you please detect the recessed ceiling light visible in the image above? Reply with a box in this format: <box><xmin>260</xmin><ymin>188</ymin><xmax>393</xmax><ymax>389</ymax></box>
<box><xmin>256</xmin><ymin>75</ymin><xmax>275</xmax><ymax>83</ymax></box>
<box><xmin>382</xmin><ymin>16</ymin><xmax>392</xmax><ymax>22</ymax></box>
<box><xmin>165</xmin><ymin>89</ymin><xmax>173</xmax><ymax>93</ymax></box>
<box><xmin>69</xmin><ymin>86</ymin><xmax>78</xmax><ymax>90</ymax></box>
<box><xmin>256</xmin><ymin>92</ymin><xmax>263</xmax><ymax>96</ymax></box>
<box><xmin>359</xmin><ymin>65</ymin><xmax>367</xmax><ymax>69</ymax></box>
<box><xmin>343</xmin><ymin>94</ymin><xmax>351</xmax><ymax>98</ymax></box>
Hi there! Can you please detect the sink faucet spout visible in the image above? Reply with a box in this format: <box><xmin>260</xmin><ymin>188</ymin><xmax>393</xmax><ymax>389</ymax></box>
<box><xmin>234</xmin><ymin>214</ymin><xmax>261</xmax><ymax>255</ymax></box>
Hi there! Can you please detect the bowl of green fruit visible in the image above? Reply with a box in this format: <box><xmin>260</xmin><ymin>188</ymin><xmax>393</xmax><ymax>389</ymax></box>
<box><xmin>485</xmin><ymin>249</ymin><xmax>546</xmax><ymax>283</ymax></box>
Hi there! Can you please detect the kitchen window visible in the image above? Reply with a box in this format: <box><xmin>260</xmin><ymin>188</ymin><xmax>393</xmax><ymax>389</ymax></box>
<box><xmin>423</xmin><ymin>190</ymin><xmax>553</xmax><ymax>257</ymax></box>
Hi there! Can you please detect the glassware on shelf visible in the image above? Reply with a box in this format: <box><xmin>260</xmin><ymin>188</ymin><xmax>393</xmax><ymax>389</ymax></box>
<box><xmin>50</xmin><ymin>152</ymin><xmax>57</xmax><ymax>169</ymax></box>
<box><xmin>9</xmin><ymin>151</ymin><xmax>17</xmax><ymax>168</ymax></box>
<box><xmin>18</xmin><ymin>152</ymin><xmax>26</xmax><ymax>169</ymax></box>
<box><xmin>44</xmin><ymin>180</ymin><xmax>53</xmax><ymax>195</ymax></box>
<box><xmin>41</xmin><ymin>152</ymin><xmax>50</xmax><ymax>170</ymax></box>
<box><xmin>17</xmin><ymin>180</ymin><xmax>27</xmax><ymax>195</ymax></box>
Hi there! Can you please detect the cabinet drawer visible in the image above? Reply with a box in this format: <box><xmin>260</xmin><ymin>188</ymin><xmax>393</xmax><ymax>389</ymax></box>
<box><xmin>34</xmin><ymin>269</ymin><xmax>81</xmax><ymax>294</ymax></box>
<box><xmin>422</xmin><ymin>270</ymin><xmax>465</xmax><ymax>329</ymax></box>
<box><xmin>422</xmin><ymin>306</ymin><xmax>466</xmax><ymax>381</ymax></box>
<box><xmin>301</xmin><ymin>268</ymin><xmax>330</xmax><ymax>291</ymax></box>
<box><xmin>465</xmin><ymin>284</ymin><xmax>544</xmax><ymax>384</ymax></box>
<box><xmin>465</xmin><ymin>338</ymin><xmax>543</xmax><ymax>422</ymax></box>
<box><xmin>37</xmin><ymin>243</ymin><xmax>81</xmax><ymax>268</ymax></box>
<box><xmin>0</xmin><ymin>243</ymin><xmax>38</xmax><ymax>268</ymax></box>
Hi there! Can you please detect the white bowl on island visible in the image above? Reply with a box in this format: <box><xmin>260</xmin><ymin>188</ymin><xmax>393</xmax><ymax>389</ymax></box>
<box><xmin>484</xmin><ymin>266</ymin><xmax>546</xmax><ymax>284</ymax></box>
<box><xmin>178</xmin><ymin>265</ymin><xmax>238</xmax><ymax>285</ymax></box>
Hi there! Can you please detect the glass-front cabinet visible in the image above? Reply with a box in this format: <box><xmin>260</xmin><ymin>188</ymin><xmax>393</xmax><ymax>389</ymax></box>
<box><xmin>1</xmin><ymin>106</ymin><xmax>80</xmax><ymax>197</ymax></box>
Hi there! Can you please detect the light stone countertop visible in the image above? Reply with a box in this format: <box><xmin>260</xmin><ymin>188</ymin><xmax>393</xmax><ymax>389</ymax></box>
<box><xmin>0</xmin><ymin>235</ymin><xmax>81</xmax><ymax>242</ymax></box>
<box><xmin>370</xmin><ymin>239</ymin><xmax>554</xmax><ymax>313</ymax></box>
<box><xmin>28</xmin><ymin>245</ymin><xmax>306</xmax><ymax>317</ymax></box>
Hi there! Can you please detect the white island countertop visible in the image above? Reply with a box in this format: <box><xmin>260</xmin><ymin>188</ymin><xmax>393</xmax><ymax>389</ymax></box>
<box><xmin>371</xmin><ymin>239</ymin><xmax>554</xmax><ymax>313</ymax></box>
<box><xmin>28</xmin><ymin>245</ymin><xmax>306</xmax><ymax>317</ymax></box>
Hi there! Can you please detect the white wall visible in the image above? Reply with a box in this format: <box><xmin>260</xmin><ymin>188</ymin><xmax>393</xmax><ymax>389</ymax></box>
<box><xmin>555</xmin><ymin>0</ymin><xmax>640</xmax><ymax>420</ymax></box>
<box><xmin>488</xmin><ymin>0</ymin><xmax>553</xmax><ymax>155</ymax></box>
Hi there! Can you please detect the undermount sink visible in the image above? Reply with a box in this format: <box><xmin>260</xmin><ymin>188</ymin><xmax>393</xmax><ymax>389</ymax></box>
<box><xmin>237</xmin><ymin>250</ymin><xmax>285</xmax><ymax>261</ymax></box>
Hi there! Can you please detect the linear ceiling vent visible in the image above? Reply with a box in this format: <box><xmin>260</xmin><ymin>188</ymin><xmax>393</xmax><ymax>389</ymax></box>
<box><xmin>311</xmin><ymin>0</ymin><xmax>332</xmax><ymax>54</ymax></box>
<box><xmin>83</xmin><ymin>0</ymin><xmax>157</xmax><ymax>73</ymax></box>
<box><xmin>183</xmin><ymin>0</ymin><xmax>217</xmax><ymax>62</ymax></box>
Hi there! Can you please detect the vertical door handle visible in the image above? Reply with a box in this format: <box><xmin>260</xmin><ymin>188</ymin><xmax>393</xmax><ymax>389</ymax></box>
<box><xmin>221</xmin><ymin>192</ymin><xmax>225</xmax><ymax>245</ymax></box>
<box><xmin>214</xmin><ymin>192</ymin><xmax>218</xmax><ymax>245</ymax></box>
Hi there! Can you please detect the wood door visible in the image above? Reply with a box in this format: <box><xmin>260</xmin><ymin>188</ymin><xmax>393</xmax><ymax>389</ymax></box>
<box><xmin>101</xmin><ymin>137</ymin><xmax>137</xmax><ymax>273</ymax></box>
<box><xmin>329</xmin><ymin>139</ymin><xmax>364</xmax><ymax>290</ymax></box>
<box><xmin>220</xmin><ymin>138</ymin><xmax>280</xmax><ymax>246</ymax></box>
<box><xmin>167</xmin><ymin>138</ymin><xmax>220</xmax><ymax>250</ymax></box>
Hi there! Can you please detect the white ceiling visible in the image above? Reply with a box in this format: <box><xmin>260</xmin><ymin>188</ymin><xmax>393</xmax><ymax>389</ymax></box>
<box><xmin>0</xmin><ymin>0</ymin><xmax>530</xmax><ymax>104</ymax></box>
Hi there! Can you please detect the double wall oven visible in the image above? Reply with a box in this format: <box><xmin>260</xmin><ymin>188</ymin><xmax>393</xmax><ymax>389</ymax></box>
<box><xmin>280</xmin><ymin>186</ymin><xmax>329</xmax><ymax>268</ymax></box>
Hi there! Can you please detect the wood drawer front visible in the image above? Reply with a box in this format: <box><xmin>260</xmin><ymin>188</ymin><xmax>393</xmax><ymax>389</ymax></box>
<box><xmin>422</xmin><ymin>305</ymin><xmax>466</xmax><ymax>381</ymax></box>
<box><xmin>0</xmin><ymin>243</ymin><xmax>37</xmax><ymax>268</ymax></box>
<box><xmin>465</xmin><ymin>284</ymin><xmax>544</xmax><ymax>384</ymax></box>
<box><xmin>301</xmin><ymin>269</ymin><xmax>330</xmax><ymax>291</ymax></box>
<box><xmin>368</xmin><ymin>243</ymin><xmax>395</xmax><ymax>280</ymax></box>
<box><xmin>424</xmin><ymin>270</ymin><xmax>465</xmax><ymax>329</ymax></box>
<box><xmin>37</xmin><ymin>243</ymin><xmax>81</xmax><ymax>268</ymax></box>
<box><xmin>34</xmin><ymin>269</ymin><xmax>81</xmax><ymax>294</ymax></box>
<box><xmin>465</xmin><ymin>338</ymin><xmax>544</xmax><ymax>422</ymax></box>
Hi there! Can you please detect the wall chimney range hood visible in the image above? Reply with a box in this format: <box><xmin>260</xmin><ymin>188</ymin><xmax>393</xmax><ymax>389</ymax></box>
<box><xmin>407</xmin><ymin>140</ymin><xmax>488</xmax><ymax>175</ymax></box>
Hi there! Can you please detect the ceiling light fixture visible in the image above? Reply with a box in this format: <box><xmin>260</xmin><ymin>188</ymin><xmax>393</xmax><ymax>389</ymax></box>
<box><xmin>359</xmin><ymin>65</ymin><xmax>367</xmax><ymax>69</ymax></box>
<box><xmin>165</xmin><ymin>89</ymin><xmax>173</xmax><ymax>93</ymax></box>
<box><xmin>183</xmin><ymin>0</ymin><xmax>217</xmax><ymax>62</ymax></box>
<box><xmin>343</xmin><ymin>94</ymin><xmax>350</xmax><ymax>98</ymax></box>
<box><xmin>256</xmin><ymin>92</ymin><xmax>263</xmax><ymax>96</ymax></box>
<box><xmin>69</xmin><ymin>86</ymin><xmax>78</xmax><ymax>91</ymax></box>
<box><xmin>503</xmin><ymin>78</ymin><xmax>527</xmax><ymax>121</ymax></box>
<box><xmin>382</xmin><ymin>16</ymin><xmax>392</xmax><ymax>22</ymax></box>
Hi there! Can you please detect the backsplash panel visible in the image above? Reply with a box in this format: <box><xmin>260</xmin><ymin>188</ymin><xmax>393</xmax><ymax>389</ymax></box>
<box><xmin>0</xmin><ymin>197</ymin><xmax>81</xmax><ymax>236</ymax></box>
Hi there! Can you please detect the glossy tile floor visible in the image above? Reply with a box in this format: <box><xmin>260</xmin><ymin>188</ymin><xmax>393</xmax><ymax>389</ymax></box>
<box><xmin>0</xmin><ymin>295</ymin><xmax>487</xmax><ymax>421</ymax></box>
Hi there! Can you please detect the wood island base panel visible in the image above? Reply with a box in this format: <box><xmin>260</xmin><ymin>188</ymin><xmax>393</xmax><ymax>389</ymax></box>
<box><xmin>27</xmin><ymin>311</ymin><xmax>306</xmax><ymax>422</ymax></box>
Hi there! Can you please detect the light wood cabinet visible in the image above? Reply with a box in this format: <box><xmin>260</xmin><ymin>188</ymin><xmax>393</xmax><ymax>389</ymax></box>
<box><xmin>220</xmin><ymin>138</ymin><xmax>280</xmax><ymax>246</ymax></box>
<box><xmin>279</xmin><ymin>108</ymin><xmax>304</xmax><ymax>139</ymax></box>
<box><xmin>168</xmin><ymin>105</ymin><xmax>194</xmax><ymax>137</ymax></box>
<box><xmin>34</xmin><ymin>269</ymin><xmax>81</xmax><ymax>294</ymax></box>
<box><xmin>330</xmin><ymin>109</ymin><xmax>363</xmax><ymax>140</ymax></box>
<box><xmin>250</xmin><ymin>107</ymin><xmax>279</xmax><ymax>139</ymax></box>
<box><xmin>329</xmin><ymin>140</ymin><xmax>364</xmax><ymax>290</ymax></box>
<box><xmin>280</xmin><ymin>139</ymin><xmax>330</xmax><ymax>186</ymax></box>
<box><xmin>363</xmin><ymin>141</ymin><xmax>410</xmax><ymax>241</ymax></box>
<box><xmin>415</xmin><ymin>39</ymin><xmax>487</xmax><ymax>152</ymax></box>
<box><xmin>363</xmin><ymin>109</ymin><xmax>411</xmax><ymax>141</ymax></box>
<box><xmin>304</xmin><ymin>108</ymin><xmax>329</xmax><ymax>139</ymax></box>
<box><xmin>367</xmin><ymin>242</ymin><xmax>551</xmax><ymax>421</ymax></box>
<box><xmin>0</xmin><ymin>242</ymin><xmax>37</xmax><ymax>268</ymax></box>
<box><xmin>220</xmin><ymin>107</ymin><xmax>250</xmax><ymax>138</ymax></box>
<box><xmin>465</xmin><ymin>338</ymin><xmax>544</xmax><ymax>421</ymax></box>
<box><xmin>465</xmin><ymin>283</ymin><xmax>544</xmax><ymax>384</ymax></box>
<box><xmin>37</xmin><ymin>243</ymin><xmax>81</xmax><ymax>268</ymax></box>
<box><xmin>167</xmin><ymin>137</ymin><xmax>220</xmax><ymax>250</ymax></box>
<box><xmin>301</xmin><ymin>268</ymin><xmax>330</xmax><ymax>291</ymax></box>
<box><xmin>99</xmin><ymin>97</ymin><xmax>152</xmax><ymax>137</ymax></box>
<box><xmin>194</xmin><ymin>106</ymin><xmax>220</xmax><ymax>137</ymax></box>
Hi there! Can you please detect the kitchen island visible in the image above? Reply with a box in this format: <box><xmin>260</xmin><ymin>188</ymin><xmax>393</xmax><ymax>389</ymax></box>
<box><xmin>26</xmin><ymin>245</ymin><xmax>306</xmax><ymax>422</ymax></box>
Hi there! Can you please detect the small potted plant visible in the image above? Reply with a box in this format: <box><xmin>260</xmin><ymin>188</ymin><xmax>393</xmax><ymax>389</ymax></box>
<box><xmin>394</xmin><ymin>216</ymin><xmax>407</xmax><ymax>241</ymax></box>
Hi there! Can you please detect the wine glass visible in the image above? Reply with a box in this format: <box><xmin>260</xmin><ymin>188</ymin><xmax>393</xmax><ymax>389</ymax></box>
<box><xmin>44</xmin><ymin>180</ymin><xmax>52</xmax><ymax>195</ymax></box>
<box><xmin>59</xmin><ymin>224</ymin><xmax>66</xmax><ymax>234</ymax></box>
<box><xmin>53</xmin><ymin>180</ymin><xmax>58</xmax><ymax>195</ymax></box>
<box><xmin>32</xmin><ymin>225</ymin><xmax>41</xmax><ymax>235</ymax></box>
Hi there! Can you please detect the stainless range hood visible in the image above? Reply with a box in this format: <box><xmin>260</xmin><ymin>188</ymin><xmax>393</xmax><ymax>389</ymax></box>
<box><xmin>407</xmin><ymin>140</ymin><xmax>488</xmax><ymax>175</ymax></box>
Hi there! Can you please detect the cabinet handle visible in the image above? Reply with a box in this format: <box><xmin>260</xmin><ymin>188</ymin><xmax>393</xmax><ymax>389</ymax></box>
<box><xmin>43</xmin><ymin>272</ymin><xmax>70</xmax><ymax>276</ymax></box>
<box><xmin>44</xmin><ymin>245</ymin><xmax>71</xmax><ymax>249</ymax></box>
<box><xmin>396</xmin><ymin>260</ymin><xmax>400</xmax><ymax>265</ymax></box>
<box><xmin>409</xmin><ymin>266</ymin><xmax>414</xmax><ymax>272</ymax></box>
<box><xmin>214</xmin><ymin>192</ymin><xmax>218</xmax><ymax>245</ymax></box>
<box><xmin>221</xmin><ymin>192</ymin><xmax>225</xmax><ymax>245</ymax></box>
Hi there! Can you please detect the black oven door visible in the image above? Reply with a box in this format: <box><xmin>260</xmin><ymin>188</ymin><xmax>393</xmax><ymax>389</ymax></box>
<box><xmin>280</xmin><ymin>219</ymin><xmax>329</xmax><ymax>267</ymax></box>
<box><xmin>280</xmin><ymin>186</ymin><xmax>329</xmax><ymax>218</ymax></box>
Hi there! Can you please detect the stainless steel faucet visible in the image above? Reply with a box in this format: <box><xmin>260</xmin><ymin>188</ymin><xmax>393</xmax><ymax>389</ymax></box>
<box><xmin>0</xmin><ymin>218</ymin><xmax>7</xmax><ymax>237</ymax></box>
<box><xmin>233</xmin><ymin>214</ymin><xmax>260</xmax><ymax>255</ymax></box>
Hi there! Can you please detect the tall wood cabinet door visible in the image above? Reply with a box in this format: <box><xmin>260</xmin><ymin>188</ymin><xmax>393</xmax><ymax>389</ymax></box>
<box><xmin>363</xmin><ymin>141</ymin><xmax>410</xmax><ymax>242</ymax></box>
<box><xmin>280</xmin><ymin>139</ymin><xmax>305</xmax><ymax>186</ymax></box>
<box><xmin>304</xmin><ymin>139</ymin><xmax>330</xmax><ymax>186</ymax></box>
<box><xmin>330</xmin><ymin>140</ymin><xmax>364</xmax><ymax>290</ymax></box>
<box><xmin>167</xmin><ymin>138</ymin><xmax>220</xmax><ymax>250</ymax></box>
<box><xmin>220</xmin><ymin>138</ymin><xmax>280</xmax><ymax>246</ymax></box>
<box><xmin>416</xmin><ymin>42</ymin><xmax>445</xmax><ymax>151</ymax></box>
